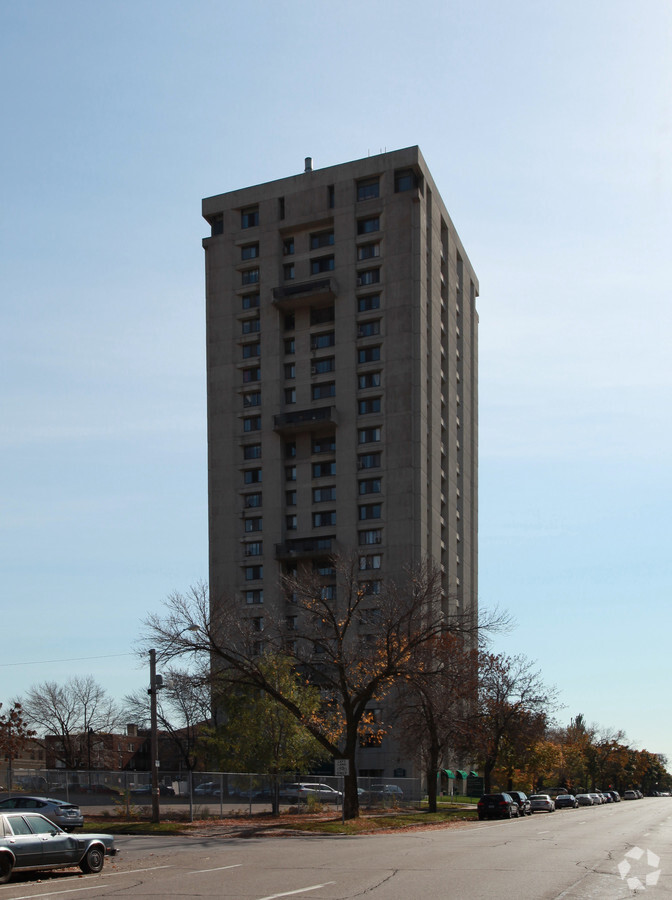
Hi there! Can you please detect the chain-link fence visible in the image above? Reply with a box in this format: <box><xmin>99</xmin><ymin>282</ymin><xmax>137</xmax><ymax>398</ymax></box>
<box><xmin>1</xmin><ymin>767</ymin><xmax>422</xmax><ymax>811</ymax></box>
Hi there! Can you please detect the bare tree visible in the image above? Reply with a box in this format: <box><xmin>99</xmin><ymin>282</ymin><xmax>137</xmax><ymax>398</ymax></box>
<box><xmin>142</xmin><ymin>556</ymin><xmax>474</xmax><ymax>818</ymax></box>
<box><xmin>123</xmin><ymin>666</ymin><xmax>213</xmax><ymax>773</ymax></box>
<box><xmin>395</xmin><ymin>634</ymin><xmax>479</xmax><ymax>811</ymax></box>
<box><xmin>463</xmin><ymin>652</ymin><xmax>560</xmax><ymax>793</ymax></box>
<box><xmin>17</xmin><ymin>676</ymin><xmax>121</xmax><ymax>769</ymax></box>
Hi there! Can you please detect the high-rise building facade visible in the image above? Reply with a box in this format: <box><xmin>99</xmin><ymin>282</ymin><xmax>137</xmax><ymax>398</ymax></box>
<box><xmin>202</xmin><ymin>147</ymin><xmax>478</xmax><ymax>776</ymax></box>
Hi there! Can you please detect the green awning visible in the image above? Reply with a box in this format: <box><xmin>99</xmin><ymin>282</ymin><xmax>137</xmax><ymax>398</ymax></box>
<box><xmin>443</xmin><ymin>769</ymin><xmax>455</xmax><ymax>779</ymax></box>
<box><xmin>470</xmin><ymin>771</ymin><xmax>479</xmax><ymax>777</ymax></box>
<box><xmin>457</xmin><ymin>770</ymin><xmax>468</xmax><ymax>778</ymax></box>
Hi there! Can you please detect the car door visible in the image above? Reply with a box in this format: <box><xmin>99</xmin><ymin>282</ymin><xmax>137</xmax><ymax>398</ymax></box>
<box><xmin>4</xmin><ymin>815</ymin><xmax>44</xmax><ymax>868</ymax></box>
<box><xmin>26</xmin><ymin>814</ymin><xmax>81</xmax><ymax>866</ymax></box>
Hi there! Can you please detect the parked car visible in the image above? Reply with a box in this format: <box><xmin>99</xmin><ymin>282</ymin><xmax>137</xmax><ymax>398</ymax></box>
<box><xmin>555</xmin><ymin>794</ymin><xmax>579</xmax><ymax>809</ymax></box>
<box><xmin>281</xmin><ymin>783</ymin><xmax>342</xmax><ymax>802</ymax></box>
<box><xmin>508</xmin><ymin>791</ymin><xmax>532</xmax><ymax>816</ymax></box>
<box><xmin>598</xmin><ymin>791</ymin><xmax>612</xmax><ymax>803</ymax></box>
<box><xmin>477</xmin><ymin>793</ymin><xmax>519</xmax><ymax>820</ymax></box>
<box><xmin>529</xmin><ymin>794</ymin><xmax>555</xmax><ymax>813</ymax></box>
<box><xmin>623</xmin><ymin>790</ymin><xmax>638</xmax><ymax>800</ymax></box>
<box><xmin>0</xmin><ymin>797</ymin><xmax>83</xmax><ymax>832</ymax></box>
<box><xmin>576</xmin><ymin>793</ymin><xmax>594</xmax><ymax>806</ymax></box>
<box><xmin>0</xmin><ymin>811</ymin><xmax>116</xmax><ymax>882</ymax></box>
<box><xmin>194</xmin><ymin>782</ymin><xmax>221</xmax><ymax>797</ymax></box>
<box><xmin>608</xmin><ymin>790</ymin><xmax>621</xmax><ymax>802</ymax></box>
<box><xmin>130</xmin><ymin>783</ymin><xmax>175</xmax><ymax>797</ymax></box>
<box><xmin>588</xmin><ymin>793</ymin><xmax>604</xmax><ymax>805</ymax></box>
<box><xmin>363</xmin><ymin>784</ymin><xmax>404</xmax><ymax>804</ymax></box>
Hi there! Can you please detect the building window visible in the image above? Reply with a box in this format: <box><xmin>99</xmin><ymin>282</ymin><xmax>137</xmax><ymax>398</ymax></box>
<box><xmin>243</xmin><ymin>391</ymin><xmax>261</xmax><ymax>408</ymax></box>
<box><xmin>310</xmin><ymin>230</ymin><xmax>334</xmax><ymax>250</ymax></box>
<box><xmin>242</xmin><ymin>318</ymin><xmax>260</xmax><ymax>334</ymax></box>
<box><xmin>359</xmin><ymin>554</ymin><xmax>381</xmax><ymax>570</ymax></box>
<box><xmin>359</xmin><ymin>504</ymin><xmax>382</xmax><ymax>520</ymax></box>
<box><xmin>314</xmin><ymin>562</ymin><xmax>335</xmax><ymax>576</ymax></box>
<box><xmin>286</xmin><ymin>490</ymin><xmax>297</xmax><ymax>506</ymax></box>
<box><xmin>244</xmin><ymin>468</ymin><xmax>262</xmax><ymax>484</ymax></box>
<box><xmin>243</xmin><ymin>443</ymin><xmax>262</xmax><ymax>460</ymax></box>
<box><xmin>283</xmin><ymin>237</ymin><xmax>294</xmax><ymax>255</ymax></box>
<box><xmin>358</xmin><ymin>346</ymin><xmax>381</xmax><ymax>364</ymax></box>
<box><xmin>284</xmin><ymin>362</ymin><xmax>295</xmax><ymax>379</ymax></box>
<box><xmin>357</xmin><ymin>268</ymin><xmax>380</xmax><ymax>287</ymax></box>
<box><xmin>310</xmin><ymin>358</ymin><xmax>335</xmax><ymax>380</ymax></box>
<box><xmin>285</xmin><ymin>441</ymin><xmax>296</xmax><ymax>458</ymax></box>
<box><xmin>242</xmin><ymin>292</ymin><xmax>260</xmax><ymax>310</ymax></box>
<box><xmin>243</xmin><ymin>416</ymin><xmax>261</xmax><ymax>432</ymax></box>
<box><xmin>312</xmin><ymin>382</ymin><xmax>335</xmax><ymax>400</ymax></box>
<box><xmin>358</xmin><ymin>372</ymin><xmax>381</xmax><ymax>389</ymax></box>
<box><xmin>241</xmin><ymin>243</ymin><xmax>259</xmax><ymax>260</ymax></box>
<box><xmin>313</xmin><ymin>486</ymin><xmax>336</xmax><ymax>502</ymax></box>
<box><xmin>241</xmin><ymin>207</ymin><xmax>259</xmax><ymax>229</ymax></box>
<box><xmin>283</xmin><ymin>263</ymin><xmax>295</xmax><ymax>280</ymax></box>
<box><xmin>357</xmin><ymin>216</ymin><xmax>380</xmax><ymax>235</ymax></box>
<box><xmin>252</xmin><ymin>615</ymin><xmax>264</xmax><ymax>632</ymax></box>
<box><xmin>245</xmin><ymin>565</ymin><xmax>263</xmax><ymax>581</ymax></box>
<box><xmin>312</xmin><ymin>435</ymin><xmax>335</xmax><ymax>453</ymax></box>
<box><xmin>245</xmin><ymin>589</ymin><xmax>263</xmax><ymax>604</ymax></box>
<box><xmin>312</xmin><ymin>461</ymin><xmax>336</xmax><ymax>478</ymax></box>
<box><xmin>359</xmin><ymin>529</ymin><xmax>382</xmax><ymax>545</ymax></box>
<box><xmin>311</xmin><ymin>331</ymin><xmax>335</xmax><ymax>350</ymax></box>
<box><xmin>286</xmin><ymin>614</ymin><xmax>297</xmax><ymax>630</ymax></box>
<box><xmin>357</xmin><ymin>320</ymin><xmax>380</xmax><ymax>338</ymax></box>
<box><xmin>358</xmin><ymin>293</ymin><xmax>380</xmax><ymax>313</ymax></box>
<box><xmin>210</xmin><ymin>214</ymin><xmax>223</xmax><ymax>236</ymax></box>
<box><xmin>361</xmin><ymin>580</ymin><xmax>381</xmax><ymax>595</ymax></box>
<box><xmin>286</xmin><ymin>514</ymin><xmax>297</xmax><ymax>530</ymax></box>
<box><xmin>244</xmin><ymin>517</ymin><xmax>263</xmax><ymax>533</ymax></box>
<box><xmin>285</xmin><ymin>387</ymin><xmax>296</xmax><ymax>404</ymax></box>
<box><xmin>242</xmin><ymin>268</ymin><xmax>260</xmax><ymax>285</ymax></box>
<box><xmin>246</xmin><ymin>540</ymin><xmax>263</xmax><ymax>556</ymax></box>
<box><xmin>313</xmin><ymin>510</ymin><xmax>336</xmax><ymax>527</ymax></box>
<box><xmin>245</xmin><ymin>493</ymin><xmax>262</xmax><ymax>509</ymax></box>
<box><xmin>328</xmin><ymin>184</ymin><xmax>335</xmax><ymax>208</ymax></box>
<box><xmin>358</xmin><ymin>427</ymin><xmax>381</xmax><ymax>444</ymax></box>
<box><xmin>357</xmin><ymin>177</ymin><xmax>380</xmax><ymax>201</ymax></box>
<box><xmin>320</xmin><ymin>585</ymin><xmax>336</xmax><ymax>601</ymax></box>
<box><xmin>357</xmin><ymin>243</ymin><xmax>380</xmax><ymax>261</ymax></box>
<box><xmin>359</xmin><ymin>478</ymin><xmax>381</xmax><ymax>495</ymax></box>
<box><xmin>358</xmin><ymin>397</ymin><xmax>381</xmax><ymax>415</ymax></box>
<box><xmin>394</xmin><ymin>168</ymin><xmax>417</xmax><ymax>192</ymax></box>
<box><xmin>310</xmin><ymin>305</ymin><xmax>334</xmax><ymax>325</ymax></box>
<box><xmin>358</xmin><ymin>452</ymin><xmax>381</xmax><ymax>469</ymax></box>
<box><xmin>310</xmin><ymin>255</ymin><xmax>335</xmax><ymax>275</ymax></box>
<box><xmin>284</xmin><ymin>338</ymin><xmax>295</xmax><ymax>355</ymax></box>
<box><xmin>284</xmin><ymin>313</ymin><xmax>295</xmax><ymax>331</ymax></box>
<box><xmin>286</xmin><ymin>465</ymin><xmax>297</xmax><ymax>481</ymax></box>
<box><xmin>242</xmin><ymin>342</ymin><xmax>260</xmax><ymax>359</ymax></box>
<box><xmin>243</xmin><ymin>367</ymin><xmax>261</xmax><ymax>383</ymax></box>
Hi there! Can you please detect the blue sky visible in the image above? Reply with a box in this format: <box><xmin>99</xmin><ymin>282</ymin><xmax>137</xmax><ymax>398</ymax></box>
<box><xmin>2</xmin><ymin>1</ymin><xmax>670</xmax><ymax>762</ymax></box>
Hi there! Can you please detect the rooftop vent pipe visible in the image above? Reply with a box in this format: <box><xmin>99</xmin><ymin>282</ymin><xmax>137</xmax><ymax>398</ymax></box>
<box><xmin>304</xmin><ymin>157</ymin><xmax>313</xmax><ymax>172</ymax></box>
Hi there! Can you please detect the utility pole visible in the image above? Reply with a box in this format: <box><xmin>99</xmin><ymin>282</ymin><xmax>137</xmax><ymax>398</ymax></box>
<box><xmin>149</xmin><ymin>649</ymin><xmax>160</xmax><ymax>824</ymax></box>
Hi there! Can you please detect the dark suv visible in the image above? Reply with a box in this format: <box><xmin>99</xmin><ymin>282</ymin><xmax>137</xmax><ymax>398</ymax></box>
<box><xmin>508</xmin><ymin>791</ymin><xmax>532</xmax><ymax>815</ymax></box>
<box><xmin>477</xmin><ymin>793</ymin><xmax>520</xmax><ymax>820</ymax></box>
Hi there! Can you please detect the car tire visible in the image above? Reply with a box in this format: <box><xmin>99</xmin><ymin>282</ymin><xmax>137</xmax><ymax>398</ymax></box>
<box><xmin>79</xmin><ymin>845</ymin><xmax>105</xmax><ymax>874</ymax></box>
<box><xmin>0</xmin><ymin>854</ymin><xmax>13</xmax><ymax>884</ymax></box>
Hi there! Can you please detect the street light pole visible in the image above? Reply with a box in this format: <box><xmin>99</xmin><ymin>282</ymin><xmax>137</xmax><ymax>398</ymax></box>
<box><xmin>149</xmin><ymin>649</ymin><xmax>160</xmax><ymax>824</ymax></box>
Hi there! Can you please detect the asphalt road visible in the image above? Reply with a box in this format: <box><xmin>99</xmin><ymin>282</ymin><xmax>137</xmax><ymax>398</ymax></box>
<box><xmin>3</xmin><ymin>798</ymin><xmax>672</xmax><ymax>899</ymax></box>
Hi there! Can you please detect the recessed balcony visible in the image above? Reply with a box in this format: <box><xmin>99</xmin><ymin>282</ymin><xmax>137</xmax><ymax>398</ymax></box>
<box><xmin>272</xmin><ymin>277</ymin><xmax>336</xmax><ymax>310</ymax></box>
<box><xmin>273</xmin><ymin>405</ymin><xmax>338</xmax><ymax>434</ymax></box>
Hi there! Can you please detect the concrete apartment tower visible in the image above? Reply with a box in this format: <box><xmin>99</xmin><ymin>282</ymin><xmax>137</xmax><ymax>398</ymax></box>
<box><xmin>202</xmin><ymin>147</ymin><xmax>478</xmax><ymax>778</ymax></box>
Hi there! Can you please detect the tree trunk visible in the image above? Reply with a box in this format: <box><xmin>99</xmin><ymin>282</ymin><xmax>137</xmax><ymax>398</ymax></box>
<box><xmin>426</xmin><ymin>763</ymin><xmax>438</xmax><ymax>813</ymax></box>
<box><xmin>343</xmin><ymin>766</ymin><xmax>360</xmax><ymax>819</ymax></box>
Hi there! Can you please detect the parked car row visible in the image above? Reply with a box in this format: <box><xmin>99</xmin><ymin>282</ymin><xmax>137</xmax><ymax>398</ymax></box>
<box><xmin>477</xmin><ymin>789</ymin><xmax>630</xmax><ymax>820</ymax></box>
